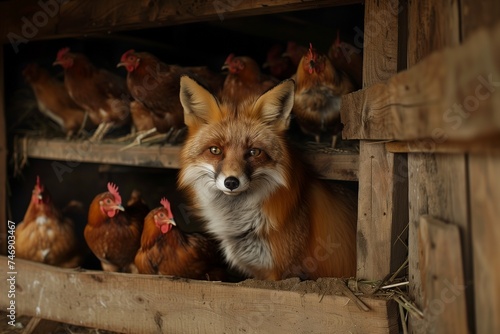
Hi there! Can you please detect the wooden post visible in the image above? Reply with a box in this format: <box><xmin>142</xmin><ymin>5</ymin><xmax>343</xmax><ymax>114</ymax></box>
<box><xmin>461</xmin><ymin>1</ymin><xmax>500</xmax><ymax>331</ymax></box>
<box><xmin>0</xmin><ymin>45</ymin><xmax>6</xmax><ymax>255</ymax></box>
<box><xmin>406</xmin><ymin>1</ymin><xmax>472</xmax><ymax>333</ymax></box>
<box><xmin>469</xmin><ymin>154</ymin><xmax>500</xmax><ymax>334</ymax></box>
<box><xmin>354</xmin><ymin>0</ymin><xmax>408</xmax><ymax>281</ymax></box>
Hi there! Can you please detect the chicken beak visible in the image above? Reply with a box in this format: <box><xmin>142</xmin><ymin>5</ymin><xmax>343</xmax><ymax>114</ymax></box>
<box><xmin>221</xmin><ymin>63</ymin><xmax>229</xmax><ymax>71</ymax></box>
<box><xmin>52</xmin><ymin>60</ymin><xmax>61</xmax><ymax>66</ymax></box>
<box><xmin>169</xmin><ymin>218</ymin><xmax>177</xmax><ymax>226</ymax></box>
<box><xmin>114</xmin><ymin>204</ymin><xmax>125</xmax><ymax>211</ymax></box>
<box><xmin>116</xmin><ymin>62</ymin><xmax>125</xmax><ymax>68</ymax></box>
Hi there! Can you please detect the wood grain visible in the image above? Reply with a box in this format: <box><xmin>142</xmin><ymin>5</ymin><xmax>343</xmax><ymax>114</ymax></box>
<box><xmin>356</xmin><ymin>143</ymin><xmax>408</xmax><ymax>280</ymax></box>
<box><xmin>15</xmin><ymin>136</ymin><xmax>359</xmax><ymax>181</ymax></box>
<box><xmin>0</xmin><ymin>256</ymin><xmax>398</xmax><ymax>334</ymax></box>
<box><xmin>405</xmin><ymin>3</ymin><xmax>469</xmax><ymax>333</ymax></box>
<box><xmin>355</xmin><ymin>0</ymin><xmax>407</xmax><ymax>282</ymax></box>
<box><xmin>0</xmin><ymin>0</ymin><xmax>360</xmax><ymax>43</ymax></box>
<box><xmin>469</xmin><ymin>154</ymin><xmax>500</xmax><ymax>334</ymax></box>
<box><xmin>417</xmin><ymin>215</ymin><xmax>468</xmax><ymax>334</ymax></box>
<box><xmin>341</xmin><ymin>22</ymin><xmax>500</xmax><ymax>141</ymax></box>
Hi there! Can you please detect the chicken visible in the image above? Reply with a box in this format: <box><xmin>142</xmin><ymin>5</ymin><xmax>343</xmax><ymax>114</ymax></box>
<box><xmin>22</xmin><ymin>63</ymin><xmax>87</xmax><ymax>138</ymax></box>
<box><xmin>117</xmin><ymin>50</ymin><xmax>223</xmax><ymax>146</ymax></box>
<box><xmin>16</xmin><ymin>176</ymin><xmax>84</xmax><ymax>268</ymax></box>
<box><xmin>292</xmin><ymin>43</ymin><xmax>357</xmax><ymax>147</ymax></box>
<box><xmin>328</xmin><ymin>30</ymin><xmax>363</xmax><ymax>89</ymax></box>
<box><xmin>85</xmin><ymin>183</ymin><xmax>149</xmax><ymax>273</ymax></box>
<box><xmin>53</xmin><ymin>47</ymin><xmax>131</xmax><ymax>142</ymax></box>
<box><xmin>262</xmin><ymin>43</ymin><xmax>296</xmax><ymax>80</ymax></box>
<box><xmin>220</xmin><ymin>53</ymin><xmax>278</xmax><ymax>105</ymax></box>
<box><xmin>134</xmin><ymin>197</ymin><xmax>227</xmax><ymax>281</ymax></box>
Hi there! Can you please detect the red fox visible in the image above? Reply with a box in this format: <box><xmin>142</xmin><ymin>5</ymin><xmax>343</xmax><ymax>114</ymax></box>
<box><xmin>178</xmin><ymin>76</ymin><xmax>357</xmax><ymax>280</ymax></box>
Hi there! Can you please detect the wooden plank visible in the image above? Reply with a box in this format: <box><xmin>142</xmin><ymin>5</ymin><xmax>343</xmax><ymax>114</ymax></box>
<box><xmin>0</xmin><ymin>45</ymin><xmax>6</xmax><ymax>255</ymax></box>
<box><xmin>355</xmin><ymin>0</ymin><xmax>407</xmax><ymax>281</ymax></box>
<box><xmin>0</xmin><ymin>0</ymin><xmax>360</xmax><ymax>43</ymax></box>
<box><xmin>405</xmin><ymin>3</ymin><xmax>470</xmax><ymax>334</ymax></box>
<box><xmin>341</xmin><ymin>22</ymin><xmax>500</xmax><ymax>141</ymax></box>
<box><xmin>361</xmin><ymin>0</ymin><xmax>400</xmax><ymax>87</ymax></box>
<box><xmin>417</xmin><ymin>215</ymin><xmax>468</xmax><ymax>334</ymax></box>
<box><xmin>407</xmin><ymin>153</ymin><xmax>469</xmax><ymax>333</ymax></box>
<box><xmin>356</xmin><ymin>143</ymin><xmax>408</xmax><ymax>280</ymax></box>
<box><xmin>385</xmin><ymin>135</ymin><xmax>500</xmax><ymax>154</ymax></box>
<box><xmin>469</xmin><ymin>154</ymin><xmax>500</xmax><ymax>334</ymax></box>
<box><xmin>15</xmin><ymin>136</ymin><xmax>359</xmax><ymax>181</ymax></box>
<box><xmin>0</xmin><ymin>256</ymin><xmax>399</xmax><ymax>334</ymax></box>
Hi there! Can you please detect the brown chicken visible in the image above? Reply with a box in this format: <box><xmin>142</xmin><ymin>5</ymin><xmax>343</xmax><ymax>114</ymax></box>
<box><xmin>16</xmin><ymin>176</ymin><xmax>84</xmax><ymax>268</ymax></box>
<box><xmin>283</xmin><ymin>41</ymin><xmax>309</xmax><ymax>68</ymax></box>
<box><xmin>117</xmin><ymin>50</ymin><xmax>224</xmax><ymax>145</ymax></box>
<box><xmin>221</xmin><ymin>53</ymin><xmax>278</xmax><ymax>105</ymax></box>
<box><xmin>85</xmin><ymin>182</ymin><xmax>149</xmax><ymax>273</ymax></box>
<box><xmin>328</xmin><ymin>30</ymin><xmax>363</xmax><ymax>89</ymax></box>
<box><xmin>262</xmin><ymin>44</ymin><xmax>296</xmax><ymax>80</ymax></box>
<box><xmin>293</xmin><ymin>43</ymin><xmax>357</xmax><ymax>147</ymax></box>
<box><xmin>53</xmin><ymin>47</ymin><xmax>131</xmax><ymax>142</ymax></box>
<box><xmin>22</xmin><ymin>63</ymin><xmax>87</xmax><ymax>138</ymax></box>
<box><xmin>134</xmin><ymin>197</ymin><xmax>227</xmax><ymax>281</ymax></box>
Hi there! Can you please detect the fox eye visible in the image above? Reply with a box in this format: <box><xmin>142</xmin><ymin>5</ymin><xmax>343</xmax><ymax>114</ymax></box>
<box><xmin>210</xmin><ymin>146</ymin><xmax>222</xmax><ymax>155</ymax></box>
<box><xmin>249</xmin><ymin>148</ymin><xmax>262</xmax><ymax>156</ymax></box>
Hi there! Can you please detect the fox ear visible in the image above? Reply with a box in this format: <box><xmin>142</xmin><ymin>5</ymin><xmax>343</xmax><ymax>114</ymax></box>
<box><xmin>179</xmin><ymin>75</ymin><xmax>221</xmax><ymax>128</ymax></box>
<box><xmin>252</xmin><ymin>79</ymin><xmax>295</xmax><ymax>132</ymax></box>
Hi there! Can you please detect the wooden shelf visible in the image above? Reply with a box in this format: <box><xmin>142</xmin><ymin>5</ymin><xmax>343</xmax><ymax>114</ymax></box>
<box><xmin>14</xmin><ymin>136</ymin><xmax>359</xmax><ymax>181</ymax></box>
<box><xmin>0</xmin><ymin>256</ymin><xmax>398</xmax><ymax>334</ymax></box>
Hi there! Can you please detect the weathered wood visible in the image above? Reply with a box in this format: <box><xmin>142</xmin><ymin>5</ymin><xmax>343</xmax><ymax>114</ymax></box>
<box><xmin>407</xmin><ymin>154</ymin><xmax>469</xmax><ymax>333</ymax></box>
<box><xmin>385</xmin><ymin>136</ymin><xmax>500</xmax><ymax>154</ymax></box>
<box><xmin>405</xmin><ymin>3</ymin><xmax>470</xmax><ymax>334</ymax></box>
<box><xmin>355</xmin><ymin>0</ymin><xmax>407</xmax><ymax>282</ymax></box>
<box><xmin>469</xmin><ymin>154</ymin><xmax>500</xmax><ymax>334</ymax></box>
<box><xmin>15</xmin><ymin>136</ymin><xmax>359</xmax><ymax>181</ymax></box>
<box><xmin>341</xmin><ymin>22</ymin><xmax>500</xmax><ymax>141</ymax></box>
<box><xmin>0</xmin><ymin>0</ymin><xmax>360</xmax><ymax>44</ymax></box>
<box><xmin>356</xmin><ymin>143</ymin><xmax>408</xmax><ymax>280</ymax></box>
<box><xmin>361</xmin><ymin>0</ymin><xmax>400</xmax><ymax>87</ymax></box>
<box><xmin>417</xmin><ymin>215</ymin><xmax>468</xmax><ymax>334</ymax></box>
<box><xmin>0</xmin><ymin>45</ymin><xmax>6</xmax><ymax>255</ymax></box>
<box><xmin>0</xmin><ymin>256</ymin><xmax>399</xmax><ymax>334</ymax></box>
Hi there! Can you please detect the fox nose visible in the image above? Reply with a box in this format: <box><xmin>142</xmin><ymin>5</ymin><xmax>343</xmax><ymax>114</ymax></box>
<box><xmin>224</xmin><ymin>177</ymin><xmax>240</xmax><ymax>190</ymax></box>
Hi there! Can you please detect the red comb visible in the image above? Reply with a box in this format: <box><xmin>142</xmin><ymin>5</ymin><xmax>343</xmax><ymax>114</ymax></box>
<box><xmin>121</xmin><ymin>49</ymin><xmax>135</xmax><ymax>62</ymax></box>
<box><xmin>160</xmin><ymin>197</ymin><xmax>174</xmax><ymax>219</ymax></box>
<box><xmin>224</xmin><ymin>53</ymin><xmax>235</xmax><ymax>65</ymax></box>
<box><xmin>57</xmin><ymin>47</ymin><xmax>70</xmax><ymax>60</ymax></box>
<box><xmin>107</xmin><ymin>182</ymin><xmax>122</xmax><ymax>205</ymax></box>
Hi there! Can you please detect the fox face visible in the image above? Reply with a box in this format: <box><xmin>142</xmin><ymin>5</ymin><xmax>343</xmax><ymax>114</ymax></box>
<box><xmin>179</xmin><ymin>76</ymin><xmax>295</xmax><ymax>202</ymax></box>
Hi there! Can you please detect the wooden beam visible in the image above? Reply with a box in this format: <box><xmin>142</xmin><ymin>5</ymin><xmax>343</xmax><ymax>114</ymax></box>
<box><xmin>385</xmin><ymin>135</ymin><xmax>500</xmax><ymax>154</ymax></box>
<box><xmin>355</xmin><ymin>0</ymin><xmax>407</xmax><ymax>281</ymax></box>
<box><xmin>0</xmin><ymin>0</ymin><xmax>360</xmax><ymax>43</ymax></box>
<box><xmin>22</xmin><ymin>317</ymin><xmax>60</xmax><ymax>334</ymax></box>
<box><xmin>14</xmin><ymin>136</ymin><xmax>359</xmax><ymax>181</ymax></box>
<box><xmin>469</xmin><ymin>153</ymin><xmax>500</xmax><ymax>334</ymax></box>
<box><xmin>417</xmin><ymin>215</ymin><xmax>468</xmax><ymax>334</ymax></box>
<box><xmin>0</xmin><ymin>256</ymin><xmax>398</xmax><ymax>334</ymax></box>
<box><xmin>405</xmin><ymin>3</ymin><xmax>472</xmax><ymax>334</ymax></box>
<box><xmin>341</xmin><ymin>22</ymin><xmax>500</xmax><ymax>141</ymax></box>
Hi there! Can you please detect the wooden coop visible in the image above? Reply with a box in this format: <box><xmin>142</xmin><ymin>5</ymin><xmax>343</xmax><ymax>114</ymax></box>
<box><xmin>0</xmin><ymin>0</ymin><xmax>499</xmax><ymax>333</ymax></box>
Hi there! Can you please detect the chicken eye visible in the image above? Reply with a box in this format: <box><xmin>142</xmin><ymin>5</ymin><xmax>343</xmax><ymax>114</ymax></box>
<box><xmin>210</xmin><ymin>146</ymin><xmax>222</xmax><ymax>155</ymax></box>
<box><xmin>249</xmin><ymin>148</ymin><xmax>262</xmax><ymax>156</ymax></box>
<box><xmin>105</xmin><ymin>199</ymin><xmax>112</xmax><ymax>204</ymax></box>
